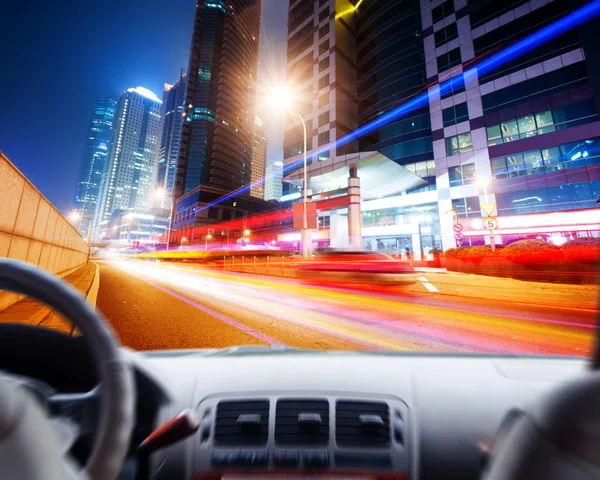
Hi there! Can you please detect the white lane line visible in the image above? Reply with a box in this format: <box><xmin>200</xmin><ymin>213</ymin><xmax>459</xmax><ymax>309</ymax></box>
<box><xmin>422</xmin><ymin>282</ymin><xmax>439</xmax><ymax>293</ymax></box>
<box><xmin>418</xmin><ymin>275</ymin><xmax>439</xmax><ymax>293</ymax></box>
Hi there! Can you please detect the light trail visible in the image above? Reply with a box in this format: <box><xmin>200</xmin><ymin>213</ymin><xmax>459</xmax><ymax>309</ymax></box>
<box><xmin>194</xmin><ymin>1</ymin><xmax>600</xmax><ymax>213</ymax></box>
<box><xmin>111</xmin><ymin>259</ymin><xmax>596</xmax><ymax>355</ymax></box>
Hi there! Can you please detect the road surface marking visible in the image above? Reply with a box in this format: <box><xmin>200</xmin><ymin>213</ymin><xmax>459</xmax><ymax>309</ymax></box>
<box><xmin>422</xmin><ymin>282</ymin><xmax>439</xmax><ymax>293</ymax></box>
<box><xmin>418</xmin><ymin>276</ymin><xmax>439</xmax><ymax>293</ymax></box>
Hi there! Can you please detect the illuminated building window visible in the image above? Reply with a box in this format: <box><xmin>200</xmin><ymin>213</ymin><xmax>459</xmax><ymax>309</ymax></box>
<box><xmin>445</xmin><ymin>132</ymin><xmax>473</xmax><ymax>156</ymax></box>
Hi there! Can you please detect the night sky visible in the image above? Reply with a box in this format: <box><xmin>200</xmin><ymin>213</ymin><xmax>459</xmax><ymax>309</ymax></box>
<box><xmin>0</xmin><ymin>0</ymin><xmax>287</xmax><ymax>213</ymax></box>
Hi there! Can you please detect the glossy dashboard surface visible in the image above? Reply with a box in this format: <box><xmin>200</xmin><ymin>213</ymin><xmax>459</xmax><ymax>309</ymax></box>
<box><xmin>140</xmin><ymin>350</ymin><xmax>588</xmax><ymax>480</ymax></box>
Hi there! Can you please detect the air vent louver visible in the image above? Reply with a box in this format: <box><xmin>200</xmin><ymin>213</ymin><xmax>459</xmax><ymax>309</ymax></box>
<box><xmin>214</xmin><ymin>400</ymin><xmax>269</xmax><ymax>445</ymax></box>
<box><xmin>336</xmin><ymin>401</ymin><xmax>390</xmax><ymax>447</ymax></box>
<box><xmin>275</xmin><ymin>399</ymin><xmax>329</xmax><ymax>445</ymax></box>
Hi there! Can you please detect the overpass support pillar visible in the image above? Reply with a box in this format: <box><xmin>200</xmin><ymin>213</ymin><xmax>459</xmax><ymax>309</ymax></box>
<box><xmin>347</xmin><ymin>165</ymin><xmax>363</xmax><ymax>249</ymax></box>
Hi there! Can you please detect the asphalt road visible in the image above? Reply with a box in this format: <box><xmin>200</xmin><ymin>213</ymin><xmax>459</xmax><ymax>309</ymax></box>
<box><xmin>95</xmin><ymin>259</ymin><xmax>598</xmax><ymax>355</ymax></box>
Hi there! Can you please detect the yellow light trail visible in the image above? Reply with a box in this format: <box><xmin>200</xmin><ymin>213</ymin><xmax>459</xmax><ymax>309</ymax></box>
<box><xmin>335</xmin><ymin>0</ymin><xmax>365</xmax><ymax>20</ymax></box>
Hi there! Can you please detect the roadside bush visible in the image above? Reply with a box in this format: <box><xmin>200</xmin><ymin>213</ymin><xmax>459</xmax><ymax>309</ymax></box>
<box><xmin>499</xmin><ymin>239</ymin><xmax>562</xmax><ymax>264</ymax></box>
<box><xmin>442</xmin><ymin>247</ymin><xmax>466</xmax><ymax>259</ymax></box>
<box><xmin>562</xmin><ymin>237</ymin><xmax>600</xmax><ymax>263</ymax></box>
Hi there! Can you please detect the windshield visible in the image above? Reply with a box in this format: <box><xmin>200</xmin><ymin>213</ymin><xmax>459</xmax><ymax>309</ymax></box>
<box><xmin>1</xmin><ymin>0</ymin><xmax>598</xmax><ymax>358</ymax></box>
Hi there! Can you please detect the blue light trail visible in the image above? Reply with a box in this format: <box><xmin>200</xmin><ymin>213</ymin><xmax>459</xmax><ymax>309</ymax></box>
<box><xmin>196</xmin><ymin>0</ymin><xmax>600</xmax><ymax>213</ymax></box>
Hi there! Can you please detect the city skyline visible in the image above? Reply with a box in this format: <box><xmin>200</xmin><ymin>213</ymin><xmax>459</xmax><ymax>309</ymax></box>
<box><xmin>73</xmin><ymin>97</ymin><xmax>117</xmax><ymax>236</ymax></box>
<box><xmin>155</xmin><ymin>69</ymin><xmax>188</xmax><ymax>208</ymax></box>
<box><xmin>92</xmin><ymin>86</ymin><xmax>162</xmax><ymax>241</ymax></box>
<box><xmin>0</xmin><ymin>0</ymin><xmax>288</xmax><ymax>213</ymax></box>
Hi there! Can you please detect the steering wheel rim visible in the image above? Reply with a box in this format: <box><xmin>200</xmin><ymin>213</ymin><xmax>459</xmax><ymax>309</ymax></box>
<box><xmin>0</xmin><ymin>258</ymin><xmax>135</xmax><ymax>480</ymax></box>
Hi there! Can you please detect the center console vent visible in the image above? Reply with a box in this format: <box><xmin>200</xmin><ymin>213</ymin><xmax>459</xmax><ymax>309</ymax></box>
<box><xmin>336</xmin><ymin>401</ymin><xmax>390</xmax><ymax>447</ymax></box>
<box><xmin>275</xmin><ymin>399</ymin><xmax>329</xmax><ymax>445</ymax></box>
<box><xmin>214</xmin><ymin>400</ymin><xmax>269</xmax><ymax>445</ymax></box>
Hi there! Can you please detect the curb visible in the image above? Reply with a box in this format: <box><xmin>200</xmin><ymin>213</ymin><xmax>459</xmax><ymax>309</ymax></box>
<box><xmin>86</xmin><ymin>262</ymin><xmax>100</xmax><ymax>308</ymax></box>
<box><xmin>415</xmin><ymin>267</ymin><xmax>448</xmax><ymax>273</ymax></box>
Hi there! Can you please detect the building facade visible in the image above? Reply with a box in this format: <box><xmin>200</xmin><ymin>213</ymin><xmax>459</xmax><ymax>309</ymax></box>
<box><xmin>264</xmin><ymin>161</ymin><xmax>284</xmax><ymax>201</ymax></box>
<box><xmin>425</xmin><ymin>0</ymin><xmax>600</xmax><ymax>249</ymax></box>
<box><xmin>281</xmin><ymin>0</ymin><xmax>600</xmax><ymax>258</ymax></box>
<box><xmin>283</xmin><ymin>0</ymin><xmax>359</xmax><ymax>178</ymax></box>
<box><xmin>74</xmin><ymin>98</ymin><xmax>116</xmax><ymax>236</ymax></box>
<box><xmin>250</xmin><ymin>116</ymin><xmax>267</xmax><ymax>198</ymax></box>
<box><xmin>156</xmin><ymin>70</ymin><xmax>187</xmax><ymax>207</ymax></box>
<box><xmin>173</xmin><ymin>0</ymin><xmax>263</xmax><ymax>199</ymax></box>
<box><xmin>93</xmin><ymin>87</ymin><xmax>162</xmax><ymax>240</ymax></box>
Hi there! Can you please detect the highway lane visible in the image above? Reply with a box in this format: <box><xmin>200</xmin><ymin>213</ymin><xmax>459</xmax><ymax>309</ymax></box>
<box><xmin>95</xmin><ymin>259</ymin><xmax>598</xmax><ymax>355</ymax></box>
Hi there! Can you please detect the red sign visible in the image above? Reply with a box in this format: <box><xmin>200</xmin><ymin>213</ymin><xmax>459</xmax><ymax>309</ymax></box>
<box><xmin>292</xmin><ymin>201</ymin><xmax>318</xmax><ymax>229</ymax></box>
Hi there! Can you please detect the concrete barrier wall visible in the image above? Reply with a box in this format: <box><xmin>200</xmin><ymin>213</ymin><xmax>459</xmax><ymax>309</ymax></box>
<box><xmin>0</xmin><ymin>152</ymin><xmax>90</xmax><ymax>309</ymax></box>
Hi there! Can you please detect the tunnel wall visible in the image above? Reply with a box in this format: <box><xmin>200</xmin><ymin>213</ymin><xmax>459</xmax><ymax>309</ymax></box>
<box><xmin>0</xmin><ymin>152</ymin><xmax>90</xmax><ymax>309</ymax></box>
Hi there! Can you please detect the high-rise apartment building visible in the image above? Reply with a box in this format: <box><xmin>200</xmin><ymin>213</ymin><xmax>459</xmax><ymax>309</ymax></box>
<box><xmin>250</xmin><ymin>116</ymin><xmax>267</xmax><ymax>198</ymax></box>
<box><xmin>283</xmin><ymin>0</ymin><xmax>359</xmax><ymax>177</ymax></box>
<box><xmin>93</xmin><ymin>87</ymin><xmax>162</xmax><ymax>240</ymax></box>
<box><xmin>156</xmin><ymin>69</ymin><xmax>187</xmax><ymax>207</ymax></box>
<box><xmin>169</xmin><ymin>0</ymin><xmax>274</xmax><ymax>246</ymax></box>
<box><xmin>424</xmin><ymin>0</ymin><xmax>600</xmax><ymax>249</ymax></box>
<box><xmin>173</xmin><ymin>0</ymin><xmax>262</xmax><ymax>198</ymax></box>
<box><xmin>74</xmin><ymin>98</ymin><xmax>116</xmax><ymax>236</ymax></box>
<box><xmin>282</xmin><ymin>0</ymin><xmax>600</xmax><ymax>257</ymax></box>
<box><xmin>264</xmin><ymin>161</ymin><xmax>284</xmax><ymax>201</ymax></box>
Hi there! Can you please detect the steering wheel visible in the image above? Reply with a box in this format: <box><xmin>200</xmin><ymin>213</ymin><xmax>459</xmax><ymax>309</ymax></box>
<box><xmin>0</xmin><ymin>259</ymin><xmax>135</xmax><ymax>480</ymax></box>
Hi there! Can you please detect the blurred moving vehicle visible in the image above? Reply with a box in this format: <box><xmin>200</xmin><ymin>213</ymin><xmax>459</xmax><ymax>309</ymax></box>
<box><xmin>295</xmin><ymin>250</ymin><xmax>417</xmax><ymax>285</ymax></box>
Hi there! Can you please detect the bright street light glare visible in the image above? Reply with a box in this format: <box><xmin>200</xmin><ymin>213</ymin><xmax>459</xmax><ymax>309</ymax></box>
<box><xmin>476</xmin><ymin>177</ymin><xmax>491</xmax><ymax>188</ymax></box>
<box><xmin>69</xmin><ymin>211</ymin><xmax>81</xmax><ymax>222</ymax></box>
<box><xmin>154</xmin><ymin>188</ymin><xmax>166</xmax><ymax>199</ymax></box>
<box><xmin>268</xmin><ymin>86</ymin><xmax>293</xmax><ymax>111</ymax></box>
<box><xmin>244</xmin><ymin>229</ymin><xmax>250</xmax><ymax>235</ymax></box>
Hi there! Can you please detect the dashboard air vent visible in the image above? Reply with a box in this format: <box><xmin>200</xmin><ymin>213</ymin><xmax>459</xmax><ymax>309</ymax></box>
<box><xmin>275</xmin><ymin>399</ymin><xmax>329</xmax><ymax>445</ymax></box>
<box><xmin>214</xmin><ymin>400</ymin><xmax>269</xmax><ymax>445</ymax></box>
<box><xmin>336</xmin><ymin>401</ymin><xmax>390</xmax><ymax>447</ymax></box>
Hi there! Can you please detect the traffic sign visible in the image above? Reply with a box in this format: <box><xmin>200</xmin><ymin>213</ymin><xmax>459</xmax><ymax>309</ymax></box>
<box><xmin>454</xmin><ymin>232</ymin><xmax>464</xmax><ymax>240</ymax></box>
<box><xmin>453</xmin><ymin>223</ymin><xmax>463</xmax><ymax>232</ymax></box>
<box><xmin>483</xmin><ymin>217</ymin><xmax>499</xmax><ymax>230</ymax></box>
<box><xmin>480</xmin><ymin>203</ymin><xmax>496</xmax><ymax>217</ymax></box>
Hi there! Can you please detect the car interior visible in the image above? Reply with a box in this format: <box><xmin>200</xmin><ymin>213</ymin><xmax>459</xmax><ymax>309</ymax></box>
<box><xmin>0</xmin><ymin>257</ymin><xmax>599</xmax><ymax>480</ymax></box>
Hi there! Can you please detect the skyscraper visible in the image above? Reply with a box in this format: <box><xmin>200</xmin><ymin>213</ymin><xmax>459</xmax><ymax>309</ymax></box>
<box><xmin>282</xmin><ymin>0</ymin><xmax>600</xmax><ymax>256</ymax></box>
<box><xmin>173</xmin><ymin>0</ymin><xmax>263</xmax><ymax>198</ymax></box>
<box><xmin>93</xmin><ymin>87</ymin><xmax>162</xmax><ymax>240</ymax></box>
<box><xmin>74</xmin><ymin>98</ymin><xmax>116</xmax><ymax>236</ymax></box>
<box><xmin>155</xmin><ymin>69</ymin><xmax>187</xmax><ymax>207</ymax></box>
<box><xmin>264</xmin><ymin>161</ymin><xmax>283</xmax><ymax>201</ymax></box>
<box><xmin>283</xmin><ymin>0</ymin><xmax>359</xmax><ymax>175</ymax></box>
<box><xmin>250</xmin><ymin>116</ymin><xmax>267</xmax><ymax>199</ymax></box>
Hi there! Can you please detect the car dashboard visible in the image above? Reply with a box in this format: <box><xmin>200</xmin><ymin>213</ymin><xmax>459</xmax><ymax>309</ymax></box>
<box><xmin>0</xmin><ymin>326</ymin><xmax>589</xmax><ymax>480</ymax></box>
<box><xmin>136</xmin><ymin>348</ymin><xmax>588</xmax><ymax>480</ymax></box>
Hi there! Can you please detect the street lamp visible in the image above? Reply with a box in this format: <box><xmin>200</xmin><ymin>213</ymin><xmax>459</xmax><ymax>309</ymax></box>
<box><xmin>476</xmin><ymin>177</ymin><xmax>491</xmax><ymax>203</ymax></box>
<box><xmin>155</xmin><ymin>188</ymin><xmax>173</xmax><ymax>252</ymax></box>
<box><xmin>476</xmin><ymin>177</ymin><xmax>496</xmax><ymax>251</ymax></box>
<box><xmin>269</xmin><ymin>86</ymin><xmax>311</xmax><ymax>258</ymax></box>
<box><xmin>69</xmin><ymin>211</ymin><xmax>94</xmax><ymax>244</ymax></box>
<box><xmin>205</xmin><ymin>234</ymin><xmax>212</xmax><ymax>250</ymax></box>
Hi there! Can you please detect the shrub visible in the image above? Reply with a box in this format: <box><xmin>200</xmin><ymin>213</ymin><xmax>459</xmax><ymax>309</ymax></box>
<box><xmin>443</xmin><ymin>247</ymin><xmax>466</xmax><ymax>259</ymax></box>
<box><xmin>562</xmin><ymin>237</ymin><xmax>600</xmax><ymax>263</ymax></box>
<box><xmin>499</xmin><ymin>239</ymin><xmax>562</xmax><ymax>263</ymax></box>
